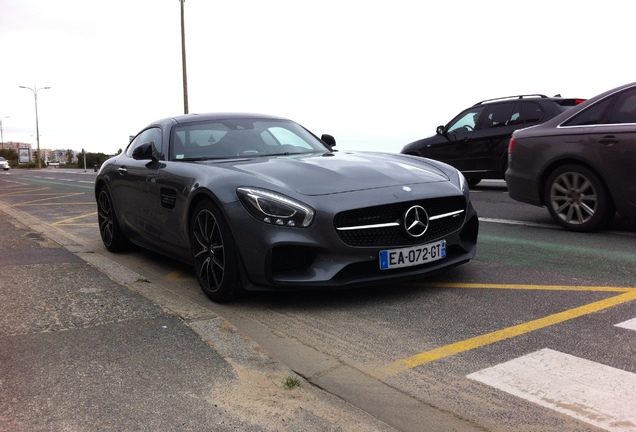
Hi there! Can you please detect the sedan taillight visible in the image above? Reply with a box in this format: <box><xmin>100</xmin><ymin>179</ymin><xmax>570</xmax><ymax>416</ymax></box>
<box><xmin>508</xmin><ymin>137</ymin><xmax>516</xmax><ymax>154</ymax></box>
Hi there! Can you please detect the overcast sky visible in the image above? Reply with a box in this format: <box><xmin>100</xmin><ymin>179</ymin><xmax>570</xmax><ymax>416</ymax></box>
<box><xmin>1</xmin><ymin>0</ymin><xmax>633</xmax><ymax>155</ymax></box>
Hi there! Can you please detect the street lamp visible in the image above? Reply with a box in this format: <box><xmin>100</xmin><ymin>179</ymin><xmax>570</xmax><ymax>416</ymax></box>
<box><xmin>19</xmin><ymin>85</ymin><xmax>51</xmax><ymax>168</ymax></box>
<box><xmin>0</xmin><ymin>116</ymin><xmax>9</xmax><ymax>147</ymax></box>
<box><xmin>179</xmin><ymin>0</ymin><xmax>189</xmax><ymax>114</ymax></box>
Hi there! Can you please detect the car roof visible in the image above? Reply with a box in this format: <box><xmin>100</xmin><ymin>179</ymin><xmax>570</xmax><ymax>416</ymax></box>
<box><xmin>473</xmin><ymin>94</ymin><xmax>582</xmax><ymax>106</ymax></box>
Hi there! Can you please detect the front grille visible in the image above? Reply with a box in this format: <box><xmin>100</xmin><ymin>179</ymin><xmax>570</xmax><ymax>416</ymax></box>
<box><xmin>334</xmin><ymin>196</ymin><xmax>466</xmax><ymax>247</ymax></box>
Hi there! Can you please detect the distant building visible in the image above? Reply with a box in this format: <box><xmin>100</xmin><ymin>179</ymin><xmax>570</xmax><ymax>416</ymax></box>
<box><xmin>0</xmin><ymin>141</ymin><xmax>32</xmax><ymax>152</ymax></box>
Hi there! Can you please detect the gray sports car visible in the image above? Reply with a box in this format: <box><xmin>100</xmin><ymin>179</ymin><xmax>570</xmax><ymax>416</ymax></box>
<box><xmin>95</xmin><ymin>113</ymin><xmax>478</xmax><ymax>302</ymax></box>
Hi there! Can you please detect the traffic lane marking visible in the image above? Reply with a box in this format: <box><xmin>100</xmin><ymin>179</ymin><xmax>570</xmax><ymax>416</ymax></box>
<box><xmin>52</xmin><ymin>212</ymin><xmax>97</xmax><ymax>226</ymax></box>
<box><xmin>615</xmin><ymin>318</ymin><xmax>636</xmax><ymax>331</ymax></box>
<box><xmin>467</xmin><ymin>348</ymin><xmax>636</xmax><ymax>432</ymax></box>
<box><xmin>371</xmin><ymin>284</ymin><xmax>636</xmax><ymax>379</ymax></box>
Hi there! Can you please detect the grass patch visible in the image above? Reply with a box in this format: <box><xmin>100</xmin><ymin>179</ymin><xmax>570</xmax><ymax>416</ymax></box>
<box><xmin>283</xmin><ymin>376</ymin><xmax>301</xmax><ymax>389</ymax></box>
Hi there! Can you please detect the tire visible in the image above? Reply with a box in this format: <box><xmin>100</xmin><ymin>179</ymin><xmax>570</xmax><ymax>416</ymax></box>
<box><xmin>97</xmin><ymin>186</ymin><xmax>130</xmax><ymax>251</ymax></box>
<box><xmin>467</xmin><ymin>178</ymin><xmax>481</xmax><ymax>187</ymax></box>
<box><xmin>190</xmin><ymin>200</ymin><xmax>241</xmax><ymax>302</ymax></box>
<box><xmin>544</xmin><ymin>165</ymin><xmax>613</xmax><ymax>232</ymax></box>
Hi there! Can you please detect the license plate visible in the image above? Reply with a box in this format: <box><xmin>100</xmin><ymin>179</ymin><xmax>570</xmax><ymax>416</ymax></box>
<box><xmin>379</xmin><ymin>240</ymin><xmax>446</xmax><ymax>270</ymax></box>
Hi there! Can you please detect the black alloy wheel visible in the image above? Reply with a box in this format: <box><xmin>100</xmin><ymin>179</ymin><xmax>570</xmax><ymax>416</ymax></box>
<box><xmin>544</xmin><ymin>164</ymin><xmax>613</xmax><ymax>232</ymax></box>
<box><xmin>190</xmin><ymin>200</ymin><xmax>240</xmax><ymax>302</ymax></box>
<box><xmin>97</xmin><ymin>186</ymin><xmax>130</xmax><ymax>251</ymax></box>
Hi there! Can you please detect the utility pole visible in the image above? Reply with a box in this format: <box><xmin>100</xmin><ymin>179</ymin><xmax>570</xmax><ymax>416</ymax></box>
<box><xmin>19</xmin><ymin>85</ymin><xmax>51</xmax><ymax>168</ymax></box>
<box><xmin>180</xmin><ymin>0</ymin><xmax>189</xmax><ymax>114</ymax></box>
<box><xmin>0</xmin><ymin>116</ymin><xmax>8</xmax><ymax>147</ymax></box>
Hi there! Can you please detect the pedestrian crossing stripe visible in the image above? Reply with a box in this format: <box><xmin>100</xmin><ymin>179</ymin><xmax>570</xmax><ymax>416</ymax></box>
<box><xmin>467</xmin><ymin>348</ymin><xmax>636</xmax><ymax>432</ymax></box>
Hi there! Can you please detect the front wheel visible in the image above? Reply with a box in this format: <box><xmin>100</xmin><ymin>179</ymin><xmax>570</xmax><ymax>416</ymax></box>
<box><xmin>97</xmin><ymin>186</ymin><xmax>130</xmax><ymax>252</ymax></box>
<box><xmin>544</xmin><ymin>165</ymin><xmax>613</xmax><ymax>232</ymax></box>
<box><xmin>190</xmin><ymin>200</ymin><xmax>241</xmax><ymax>302</ymax></box>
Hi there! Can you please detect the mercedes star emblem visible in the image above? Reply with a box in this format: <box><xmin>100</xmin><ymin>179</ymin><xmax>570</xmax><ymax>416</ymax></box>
<box><xmin>403</xmin><ymin>205</ymin><xmax>429</xmax><ymax>237</ymax></box>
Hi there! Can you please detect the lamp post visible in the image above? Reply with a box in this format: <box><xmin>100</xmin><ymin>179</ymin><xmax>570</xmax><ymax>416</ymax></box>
<box><xmin>0</xmin><ymin>116</ymin><xmax>8</xmax><ymax>147</ymax></box>
<box><xmin>179</xmin><ymin>0</ymin><xmax>189</xmax><ymax>114</ymax></box>
<box><xmin>19</xmin><ymin>85</ymin><xmax>50</xmax><ymax>168</ymax></box>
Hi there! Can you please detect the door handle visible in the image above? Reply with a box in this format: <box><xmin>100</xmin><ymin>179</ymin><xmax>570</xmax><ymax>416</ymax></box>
<box><xmin>117</xmin><ymin>166</ymin><xmax>128</xmax><ymax>175</ymax></box>
<box><xmin>599</xmin><ymin>135</ymin><xmax>618</xmax><ymax>146</ymax></box>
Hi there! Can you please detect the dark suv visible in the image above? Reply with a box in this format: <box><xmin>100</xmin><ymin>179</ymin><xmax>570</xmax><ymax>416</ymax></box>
<box><xmin>401</xmin><ymin>94</ymin><xmax>584</xmax><ymax>186</ymax></box>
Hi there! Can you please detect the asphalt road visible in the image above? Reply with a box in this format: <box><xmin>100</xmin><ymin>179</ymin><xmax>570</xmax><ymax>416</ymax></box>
<box><xmin>1</xmin><ymin>169</ymin><xmax>635</xmax><ymax>432</ymax></box>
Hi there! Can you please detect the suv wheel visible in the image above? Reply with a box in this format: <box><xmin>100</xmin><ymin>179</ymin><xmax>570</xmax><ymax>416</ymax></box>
<box><xmin>544</xmin><ymin>165</ymin><xmax>613</xmax><ymax>232</ymax></box>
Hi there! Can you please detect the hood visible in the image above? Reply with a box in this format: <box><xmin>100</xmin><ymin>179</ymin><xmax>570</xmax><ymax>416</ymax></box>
<box><xmin>401</xmin><ymin>133</ymin><xmax>447</xmax><ymax>154</ymax></box>
<box><xmin>225</xmin><ymin>151</ymin><xmax>449</xmax><ymax>196</ymax></box>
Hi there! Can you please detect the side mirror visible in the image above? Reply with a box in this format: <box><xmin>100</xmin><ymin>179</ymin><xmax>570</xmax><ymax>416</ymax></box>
<box><xmin>321</xmin><ymin>134</ymin><xmax>336</xmax><ymax>147</ymax></box>
<box><xmin>132</xmin><ymin>142</ymin><xmax>160</xmax><ymax>161</ymax></box>
<box><xmin>436</xmin><ymin>125</ymin><xmax>445</xmax><ymax>135</ymax></box>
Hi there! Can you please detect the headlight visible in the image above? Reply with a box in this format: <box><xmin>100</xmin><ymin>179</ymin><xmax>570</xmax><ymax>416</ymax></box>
<box><xmin>456</xmin><ymin>169</ymin><xmax>467</xmax><ymax>193</ymax></box>
<box><xmin>237</xmin><ymin>187</ymin><xmax>315</xmax><ymax>227</ymax></box>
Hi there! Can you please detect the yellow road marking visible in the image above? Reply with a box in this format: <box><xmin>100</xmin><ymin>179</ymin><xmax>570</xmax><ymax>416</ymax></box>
<box><xmin>14</xmin><ymin>192</ymin><xmax>86</xmax><ymax>205</ymax></box>
<box><xmin>423</xmin><ymin>282</ymin><xmax>634</xmax><ymax>293</ymax></box>
<box><xmin>52</xmin><ymin>212</ymin><xmax>98</xmax><ymax>226</ymax></box>
<box><xmin>17</xmin><ymin>202</ymin><xmax>95</xmax><ymax>206</ymax></box>
<box><xmin>372</xmin><ymin>284</ymin><xmax>636</xmax><ymax>379</ymax></box>
<box><xmin>1</xmin><ymin>187</ymin><xmax>53</xmax><ymax>196</ymax></box>
<box><xmin>166</xmin><ymin>271</ymin><xmax>196</xmax><ymax>282</ymax></box>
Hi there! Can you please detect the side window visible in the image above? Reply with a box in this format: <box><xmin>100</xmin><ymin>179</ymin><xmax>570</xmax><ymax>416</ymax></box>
<box><xmin>522</xmin><ymin>102</ymin><xmax>545</xmax><ymax>124</ymax></box>
<box><xmin>447</xmin><ymin>107</ymin><xmax>484</xmax><ymax>134</ymax></box>
<box><xmin>606</xmin><ymin>88</ymin><xmax>636</xmax><ymax>124</ymax></box>
<box><xmin>481</xmin><ymin>102</ymin><xmax>516</xmax><ymax>129</ymax></box>
<box><xmin>126</xmin><ymin>127</ymin><xmax>163</xmax><ymax>158</ymax></box>
<box><xmin>508</xmin><ymin>102</ymin><xmax>523</xmax><ymax>125</ymax></box>
<box><xmin>562</xmin><ymin>97</ymin><xmax>613</xmax><ymax>127</ymax></box>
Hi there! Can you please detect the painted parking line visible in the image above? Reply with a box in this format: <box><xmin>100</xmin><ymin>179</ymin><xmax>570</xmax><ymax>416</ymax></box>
<box><xmin>52</xmin><ymin>212</ymin><xmax>98</xmax><ymax>226</ymax></box>
<box><xmin>371</xmin><ymin>284</ymin><xmax>636</xmax><ymax>379</ymax></box>
<box><xmin>467</xmin><ymin>348</ymin><xmax>636</xmax><ymax>432</ymax></box>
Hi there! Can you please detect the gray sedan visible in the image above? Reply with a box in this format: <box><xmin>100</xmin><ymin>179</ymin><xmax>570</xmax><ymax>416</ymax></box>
<box><xmin>506</xmin><ymin>81</ymin><xmax>636</xmax><ymax>232</ymax></box>
<box><xmin>95</xmin><ymin>113</ymin><xmax>478</xmax><ymax>302</ymax></box>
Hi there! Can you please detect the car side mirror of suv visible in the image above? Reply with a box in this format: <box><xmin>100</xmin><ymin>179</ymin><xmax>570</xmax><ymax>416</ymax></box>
<box><xmin>436</xmin><ymin>125</ymin><xmax>445</xmax><ymax>135</ymax></box>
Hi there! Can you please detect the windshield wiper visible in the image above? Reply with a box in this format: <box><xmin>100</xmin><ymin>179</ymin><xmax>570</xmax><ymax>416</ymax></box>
<box><xmin>262</xmin><ymin>152</ymin><xmax>291</xmax><ymax>157</ymax></box>
<box><xmin>177</xmin><ymin>157</ymin><xmax>226</xmax><ymax>161</ymax></box>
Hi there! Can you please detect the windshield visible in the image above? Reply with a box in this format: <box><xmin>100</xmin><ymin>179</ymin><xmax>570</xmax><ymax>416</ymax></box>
<box><xmin>170</xmin><ymin>119</ymin><xmax>329</xmax><ymax>160</ymax></box>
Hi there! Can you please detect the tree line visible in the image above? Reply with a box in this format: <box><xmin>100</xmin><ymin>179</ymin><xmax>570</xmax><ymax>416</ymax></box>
<box><xmin>0</xmin><ymin>148</ymin><xmax>121</xmax><ymax>169</ymax></box>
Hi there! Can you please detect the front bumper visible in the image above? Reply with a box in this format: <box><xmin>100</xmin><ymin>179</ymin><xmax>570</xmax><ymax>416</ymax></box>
<box><xmin>226</xmin><ymin>183</ymin><xmax>479</xmax><ymax>291</ymax></box>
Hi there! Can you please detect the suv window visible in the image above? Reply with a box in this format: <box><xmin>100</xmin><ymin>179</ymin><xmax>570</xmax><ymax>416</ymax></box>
<box><xmin>522</xmin><ymin>101</ymin><xmax>545</xmax><ymax>124</ymax></box>
<box><xmin>447</xmin><ymin>107</ymin><xmax>484</xmax><ymax>134</ymax></box>
<box><xmin>481</xmin><ymin>102</ymin><xmax>516</xmax><ymax>129</ymax></box>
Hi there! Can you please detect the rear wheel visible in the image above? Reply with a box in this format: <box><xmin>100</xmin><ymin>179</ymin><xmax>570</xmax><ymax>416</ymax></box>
<box><xmin>190</xmin><ymin>200</ymin><xmax>241</xmax><ymax>302</ymax></box>
<box><xmin>544</xmin><ymin>165</ymin><xmax>613</xmax><ymax>232</ymax></box>
<box><xmin>97</xmin><ymin>186</ymin><xmax>130</xmax><ymax>251</ymax></box>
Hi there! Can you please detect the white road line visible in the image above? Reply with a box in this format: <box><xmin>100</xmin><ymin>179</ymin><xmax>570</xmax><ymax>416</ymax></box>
<box><xmin>615</xmin><ymin>318</ymin><xmax>636</xmax><ymax>331</ymax></box>
<box><xmin>467</xmin><ymin>349</ymin><xmax>636</xmax><ymax>432</ymax></box>
<box><xmin>478</xmin><ymin>217</ymin><xmax>555</xmax><ymax>229</ymax></box>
